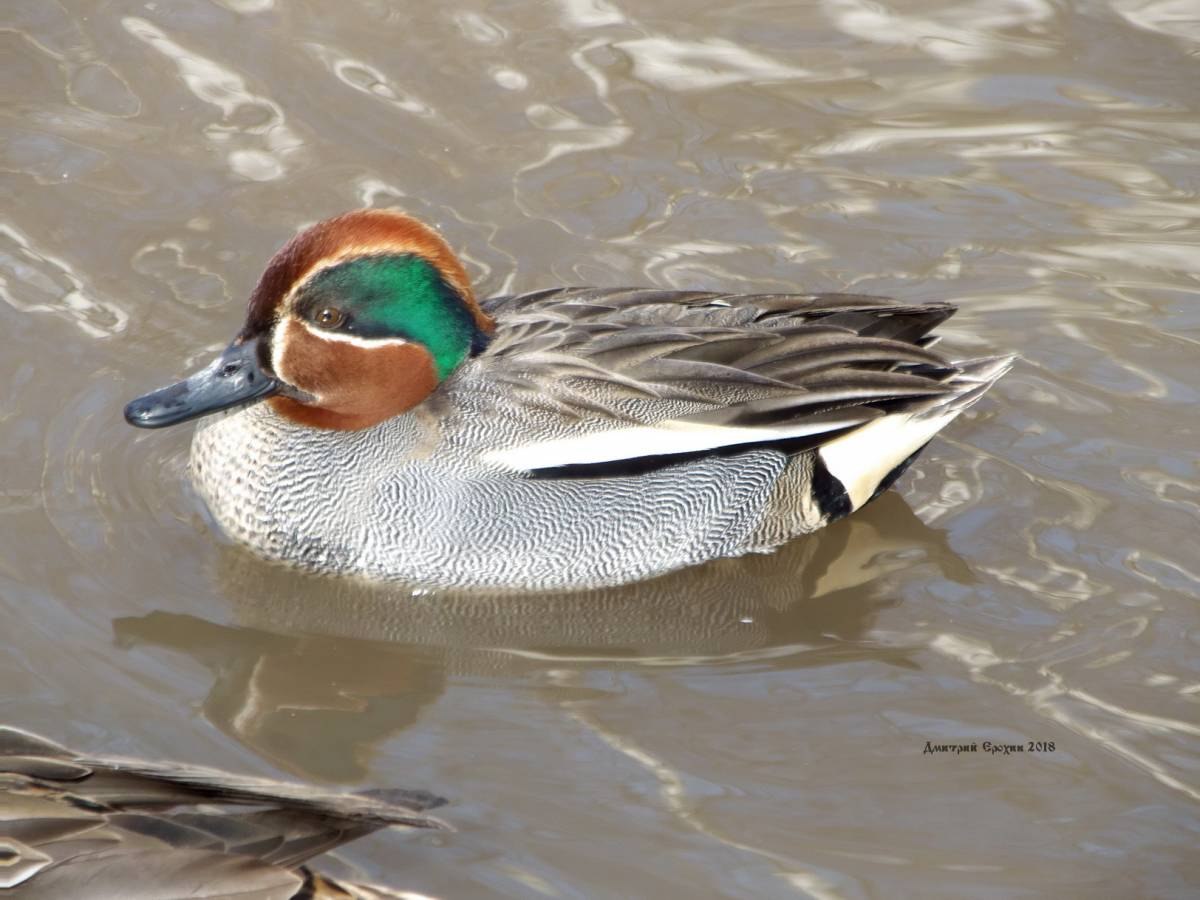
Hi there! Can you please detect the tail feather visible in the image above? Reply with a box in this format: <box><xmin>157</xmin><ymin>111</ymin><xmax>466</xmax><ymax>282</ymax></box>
<box><xmin>913</xmin><ymin>354</ymin><xmax>1016</xmax><ymax>418</ymax></box>
<box><xmin>818</xmin><ymin>354</ymin><xmax>1015</xmax><ymax>510</ymax></box>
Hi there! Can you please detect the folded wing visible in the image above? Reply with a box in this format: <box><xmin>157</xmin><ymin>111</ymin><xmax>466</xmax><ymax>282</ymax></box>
<box><xmin>478</xmin><ymin>289</ymin><xmax>1011</xmax><ymax>485</ymax></box>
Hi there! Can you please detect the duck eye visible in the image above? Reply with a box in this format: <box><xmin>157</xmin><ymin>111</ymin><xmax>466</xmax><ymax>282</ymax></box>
<box><xmin>315</xmin><ymin>307</ymin><xmax>344</xmax><ymax>328</ymax></box>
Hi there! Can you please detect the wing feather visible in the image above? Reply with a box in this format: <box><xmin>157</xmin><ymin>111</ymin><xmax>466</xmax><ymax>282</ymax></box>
<box><xmin>0</xmin><ymin>726</ymin><xmax>448</xmax><ymax>898</ymax></box>
<box><xmin>473</xmin><ymin>288</ymin><xmax>993</xmax><ymax>472</ymax></box>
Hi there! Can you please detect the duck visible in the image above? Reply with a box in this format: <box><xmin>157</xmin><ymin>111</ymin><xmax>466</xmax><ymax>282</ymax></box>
<box><xmin>125</xmin><ymin>209</ymin><xmax>1013</xmax><ymax>591</ymax></box>
<box><xmin>0</xmin><ymin>724</ymin><xmax>447</xmax><ymax>898</ymax></box>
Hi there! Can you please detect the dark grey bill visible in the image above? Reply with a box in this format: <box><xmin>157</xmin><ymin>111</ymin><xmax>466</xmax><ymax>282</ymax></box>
<box><xmin>124</xmin><ymin>337</ymin><xmax>279</xmax><ymax>429</ymax></box>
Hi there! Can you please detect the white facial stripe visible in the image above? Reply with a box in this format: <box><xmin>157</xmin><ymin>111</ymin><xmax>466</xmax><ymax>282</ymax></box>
<box><xmin>270</xmin><ymin>322</ymin><xmax>292</xmax><ymax>391</ymax></box>
<box><xmin>269</xmin><ymin>320</ymin><xmax>410</xmax><ymax>403</ymax></box>
<box><xmin>270</xmin><ymin>320</ymin><xmax>328</xmax><ymax>403</ymax></box>
<box><xmin>297</xmin><ymin>320</ymin><xmax>410</xmax><ymax>350</ymax></box>
<box><xmin>280</xmin><ymin>243</ymin><xmax>432</xmax><ymax>312</ymax></box>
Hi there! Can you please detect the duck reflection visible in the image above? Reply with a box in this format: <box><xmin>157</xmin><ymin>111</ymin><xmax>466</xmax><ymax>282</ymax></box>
<box><xmin>114</xmin><ymin>491</ymin><xmax>972</xmax><ymax>782</ymax></box>
<box><xmin>115</xmin><ymin>616</ymin><xmax>444</xmax><ymax>784</ymax></box>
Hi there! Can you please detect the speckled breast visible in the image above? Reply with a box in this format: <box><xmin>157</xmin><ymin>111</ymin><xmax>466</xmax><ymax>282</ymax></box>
<box><xmin>189</xmin><ymin>401</ymin><xmax>829</xmax><ymax>590</ymax></box>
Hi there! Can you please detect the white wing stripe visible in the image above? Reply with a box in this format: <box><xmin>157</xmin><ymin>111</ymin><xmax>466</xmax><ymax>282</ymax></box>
<box><xmin>484</xmin><ymin>417</ymin><xmax>869</xmax><ymax>471</ymax></box>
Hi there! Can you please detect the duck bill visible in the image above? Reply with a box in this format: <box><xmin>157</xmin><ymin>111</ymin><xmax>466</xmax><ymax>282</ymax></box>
<box><xmin>124</xmin><ymin>337</ymin><xmax>280</xmax><ymax>429</ymax></box>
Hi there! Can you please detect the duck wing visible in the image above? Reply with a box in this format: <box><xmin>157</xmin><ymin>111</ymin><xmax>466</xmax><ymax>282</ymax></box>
<box><xmin>477</xmin><ymin>288</ymin><xmax>1010</xmax><ymax>481</ymax></box>
<box><xmin>0</xmin><ymin>726</ymin><xmax>447</xmax><ymax>899</ymax></box>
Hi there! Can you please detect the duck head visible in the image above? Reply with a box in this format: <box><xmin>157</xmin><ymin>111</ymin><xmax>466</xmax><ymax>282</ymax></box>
<box><xmin>124</xmin><ymin>209</ymin><xmax>494</xmax><ymax>431</ymax></box>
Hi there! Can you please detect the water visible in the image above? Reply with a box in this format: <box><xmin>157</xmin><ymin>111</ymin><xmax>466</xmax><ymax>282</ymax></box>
<box><xmin>3</xmin><ymin>0</ymin><xmax>1198</xmax><ymax>895</ymax></box>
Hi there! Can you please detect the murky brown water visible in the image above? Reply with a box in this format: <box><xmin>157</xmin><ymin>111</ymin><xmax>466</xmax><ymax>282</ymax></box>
<box><xmin>4</xmin><ymin>0</ymin><xmax>1199</xmax><ymax>895</ymax></box>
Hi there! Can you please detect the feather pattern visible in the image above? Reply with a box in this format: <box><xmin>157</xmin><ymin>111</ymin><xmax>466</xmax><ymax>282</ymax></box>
<box><xmin>0</xmin><ymin>726</ymin><xmax>446</xmax><ymax>899</ymax></box>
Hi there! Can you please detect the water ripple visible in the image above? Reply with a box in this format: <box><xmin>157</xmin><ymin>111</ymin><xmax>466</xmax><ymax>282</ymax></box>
<box><xmin>122</xmin><ymin>16</ymin><xmax>303</xmax><ymax>181</ymax></box>
<box><xmin>823</xmin><ymin>0</ymin><xmax>1059</xmax><ymax>62</ymax></box>
<box><xmin>303</xmin><ymin>43</ymin><xmax>434</xmax><ymax>117</ymax></box>
<box><xmin>614</xmin><ymin>36</ymin><xmax>837</xmax><ymax>91</ymax></box>
<box><xmin>4</xmin><ymin>1</ymin><xmax>1200</xmax><ymax>894</ymax></box>
<box><xmin>0</xmin><ymin>222</ymin><xmax>127</xmax><ymax>338</ymax></box>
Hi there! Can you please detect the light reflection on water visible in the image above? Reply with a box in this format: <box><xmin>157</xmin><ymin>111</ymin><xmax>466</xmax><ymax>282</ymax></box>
<box><xmin>3</xmin><ymin>0</ymin><xmax>1199</xmax><ymax>895</ymax></box>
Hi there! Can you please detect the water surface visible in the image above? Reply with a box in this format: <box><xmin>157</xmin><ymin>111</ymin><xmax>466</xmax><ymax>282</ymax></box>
<box><xmin>3</xmin><ymin>0</ymin><xmax>1198</xmax><ymax>896</ymax></box>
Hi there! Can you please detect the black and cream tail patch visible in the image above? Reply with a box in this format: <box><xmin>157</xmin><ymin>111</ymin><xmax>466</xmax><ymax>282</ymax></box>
<box><xmin>810</xmin><ymin>454</ymin><xmax>852</xmax><ymax>521</ymax></box>
<box><xmin>816</xmin><ymin>410</ymin><xmax>961</xmax><ymax>512</ymax></box>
